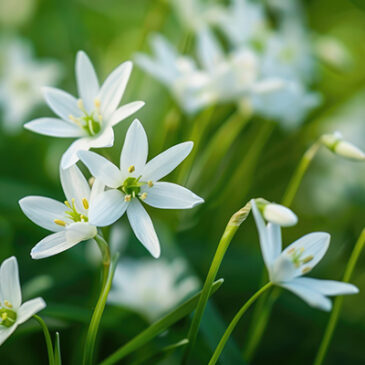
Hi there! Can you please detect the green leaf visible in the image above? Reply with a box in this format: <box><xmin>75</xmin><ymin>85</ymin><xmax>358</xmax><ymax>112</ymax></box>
<box><xmin>54</xmin><ymin>332</ymin><xmax>62</xmax><ymax>365</ymax></box>
<box><xmin>99</xmin><ymin>278</ymin><xmax>224</xmax><ymax>365</ymax></box>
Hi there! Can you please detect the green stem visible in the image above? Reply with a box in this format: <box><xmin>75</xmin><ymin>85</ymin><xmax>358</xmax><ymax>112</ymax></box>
<box><xmin>99</xmin><ymin>279</ymin><xmax>224</xmax><ymax>365</ymax></box>
<box><xmin>33</xmin><ymin>315</ymin><xmax>54</xmax><ymax>365</ymax></box>
<box><xmin>209</xmin><ymin>282</ymin><xmax>273</xmax><ymax>365</ymax></box>
<box><xmin>182</xmin><ymin>202</ymin><xmax>252</xmax><ymax>363</ymax></box>
<box><xmin>281</xmin><ymin>140</ymin><xmax>321</xmax><ymax>207</ymax></box>
<box><xmin>94</xmin><ymin>234</ymin><xmax>111</xmax><ymax>289</ymax></box>
<box><xmin>83</xmin><ymin>253</ymin><xmax>119</xmax><ymax>365</ymax></box>
<box><xmin>313</xmin><ymin>228</ymin><xmax>365</xmax><ymax>365</ymax></box>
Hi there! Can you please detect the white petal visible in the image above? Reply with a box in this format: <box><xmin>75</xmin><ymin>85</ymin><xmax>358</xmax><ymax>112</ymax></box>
<box><xmin>19</xmin><ymin>196</ymin><xmax>67</xmax><ymax>233</ymax></box>
<box><xmin>99</xmin><ymin>61</ymin><xmax>133</xmax><ymax>119</ymax></box>
<box><xmin>142</xmin><ymin>142</ymin><xmax>193</xmax><ymax>182</ymax></box>
<box><xmin>66</xmin><ymin>222</ymin><xmax>97</xmax><ymax>243</ymax></box>
<box><xmin>60</xmin><ymin>164</ymin><xmax>91</xmax><ymax>213</ymax></box>
<box><xmin>108</xmin><ymin>101</ymin><xmax>145</xmax><ymax>127</ymax></box>
<box><xmin>251</xmin><ymin>199</ymin><xmax>277</xmax><ymax>270</ymax></box>
<box><xmin>0</xmin><ymin>257</ymin><xmax>21</xmax><ymax>309</ymax></box>
<box><xmin>17</xmin><ymin>298</ymin><xmax>46</xmax><ymax>325</ymax></box>
<box><xmin>61</xmin><ymin>138</ymin><xmax>91</xmax><ymax>169</ymax></box>
<box><xmin>282</xmin><ymin>232</ymin><xmax>330</xmax><ymax>274</ymax></box>
<box><xmin>89</xmin><ymin>178</ymin><xmax>105</xmax><ymax>204</ymax></box>
<box><xmin>76</xmin><ymin>51</ymin><xmax>99</xmax><ymax>111</ymax></box>
<box><xmin>31</xmin><ymin>230</ymin><xmax>80</xmax><ymax>259</ymax></box>
<box><xmin>127</xmin><ymin>199</ymin><xmax>160</xmax><ymax>258</ymax></box>
<box><xmin>120</xmin><ymin>119</ymin><xmax>148</xmax><ymax>176</ymax></box>
<box><xmin>267</xmin><ymin>223</ymin><xmax>282</xmax><ymax>265</ymax></box>
<box><xmin>87</xmin><ymin>127</ymin><xmax>115</xmax><ymax>149</ymax></box>
<box><xmin>142</xmin><ymin>182</ymin><xmax>204</xmax><ymax>209</ymax></box>
<box><xmin>291</xmin><ymin>277</ymin><xmax>359</xmax><ymax>296</ymax></box>
<box><xmin>24</xmin><ymin>118</ymin><xmax>85</xmax><ymax>138</ymax></box>
<box><xmin>78</xmin><ymin>151</ymin><xmax>123</xmax><ymax>188</ymax></box>
<box><xmin>43</xmin><ymin>87</ymin><xmax>81</xmax><ymax>121</ymax></box>
<box><xmin>0</xmin><ymin>326</ymin><xmax>17</xmax><ymax>346</ymax></box>
<box><xmin>88</xmin><ymin>189</ymin><xmax>127</xmax><ymax>227</ymax></box>
<box><xmin>281</xmin><ymin>279</ymin><xmax>332</xmax><ymax>311</ymax></box>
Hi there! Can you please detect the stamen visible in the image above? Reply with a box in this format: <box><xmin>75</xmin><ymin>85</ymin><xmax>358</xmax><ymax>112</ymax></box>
<box><xmin>302</xmin><ymin>255</ymin><xmax>314</xmax><ymax>264</ymax></box>
<box><xmin>287</xmin><ymin>248</ymin><xmax>295</xmax><ymax>254</ymax></box>
<box><xmin>140</xmin><ymin>192</ymin><xmax>147</xmax><ymax>200</ymax></box>
<box><xmin>94</xmin><ymin>98</ymin><xmax>101</xmax><ymax>110</ymax></box>
<box><xmin>64</xmin><ymin>200</ymin><xmax>71</xmax><ymax>209</ymax></box>
<box><xmin>128</xmin><ymin>165</ymin><xmax>135</xmax><ymax>173</ymax></box>
<box><xmin>1</xmin><ymin>313</ymin><xmax>7</xmax><ymax>321</ymax></box>
<box><xmin>147</xmin><ymin>180</ymin><xmax>154</xmax><ymax>188</ymax></box>
<box><xmin>77</xmin><ymin>99</ymin><xmax>85</xmax><ymax>111</ymax></box>
<box><xmin>302</xmin><ymin>266</ymin><xmax>311</xmax><ymax>274</ymax></box>
<box><xmin>54</xmin><ymin>219</ymin><xmax>66</xmax><ymax>227</ymax></box>
<box><xmin>82</xmin><ymin>198</ymin><xmax>89</xmax><ymax>210</ymax></box>
<box><xmin>4</xmin><ymin>301</ymin><xmax>12</xmax><ymax>308</ymax></box>
<box><xmin>124</xmin><ymin>194</ymin><xmax>132</xmax><ymax>202</ymax></box>
<box><xmin>88</xmin><ymin>177</ymin><xmax>95</xmax><ymax>187</ymax></box>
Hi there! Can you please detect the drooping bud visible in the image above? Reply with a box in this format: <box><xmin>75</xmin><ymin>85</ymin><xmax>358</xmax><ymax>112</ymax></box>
<box><xmin>321</xmin><ymin>132</ymin><xmax>365</xmax><ymax>161</ymax></box>
<box><xmin>263</xmin><ymin>203</ymin><xmax>298</xmax><ymax>227</ymax></box>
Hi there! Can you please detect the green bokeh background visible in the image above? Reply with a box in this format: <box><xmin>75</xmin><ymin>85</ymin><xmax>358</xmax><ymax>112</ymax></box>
<box><xmin>0</xmin><ymin>0</ymin><xmax>365</xmax><ymax>364</ymax></box>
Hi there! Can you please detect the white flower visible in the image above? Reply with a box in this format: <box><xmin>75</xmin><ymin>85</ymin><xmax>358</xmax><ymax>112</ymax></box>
<box><xmin>108</xmin><ymin>258</ymin><xmax>199</xmax><ymax>321</ymax></box>
<box><xmin>251</xmin><ymin>200</ymin><xmax>359</xmax><ymax>311</ymax></box>
<box><xmin>321</xmin><ymin>131</ymin><xmax>365</xmax><ymax>161</ymax></box>
<box><xmin>78</xmin><ymin>119</ymin><xmax>204</xmax><ymax>258</ymax></box>
<box><xmin>0</xmin><ymin>257</ymin><xmax>46</xmax><ymax>345</ymax></box>
<box><xmin>0</xmin><ymin>36</ymin><xmax>61</xmax><ymax>134</ymax></box>
<box><xmin>24</xmin><ymin>51</ymin><xmax>144</xmax><ymax>169</ymax></box>
<box><xmin>19</xmin><ymin>165</ymin><xmax>106</xmax><ymax>259</ymax></box>
<box><xmin>135</xmin><ymin>35</ymin><xmax>212</xmax><ymax>114</ymax></box>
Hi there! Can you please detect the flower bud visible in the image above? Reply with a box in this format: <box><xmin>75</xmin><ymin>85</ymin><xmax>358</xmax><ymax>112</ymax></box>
<box><xmin>263</xmin><ymin>203</ymin><xmax>298</xmax><ymax>227</ymax></box>
<box><xmin>321</xmin><ymin>132</ymin><xmax>365</xmax><ymax>161</ymax></box>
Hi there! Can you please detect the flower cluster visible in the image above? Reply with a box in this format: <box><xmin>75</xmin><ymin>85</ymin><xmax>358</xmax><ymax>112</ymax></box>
<box><xmin>136</xmin><ymin>0</ymin><xmax>320</xmax><ymax>128</ymax></box>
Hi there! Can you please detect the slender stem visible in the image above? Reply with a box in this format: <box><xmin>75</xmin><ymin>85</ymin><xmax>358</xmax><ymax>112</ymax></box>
<box><xmin>182</xmin><ymin>202</ymin><xmax>252</xmax><ymax>363</ymax></box>
<box><xmin>33</xmin><ymin>315</ymin><xmax>54</xmax><ymax>365</ymax></box>
<box><xmin>83</xmin><ymin>253</ymin><xmax>119</xmax><ymax>365</ymax></box>
<box><xmin>314</xmin><ymin>228</ymin><xmax>365</xmax><ymax>365</ymax></box>
<box><xmin>94</xmin><ymin>234</ymin><xmax>111</xmax><ymax>289</ymax></box>
<box><xmin>209</xmin><ymin>282</ymin><xmax>273</xmax><ymax>365</ymax></box>
<box><xmin>281</xmin><ymin>140</ymin><xmax>321</xmax><ymax>207</ymax></box>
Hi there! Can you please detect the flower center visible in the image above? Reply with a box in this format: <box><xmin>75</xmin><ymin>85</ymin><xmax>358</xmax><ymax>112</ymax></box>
<box><xmin>0</xmin><ymin>301</ymin><xmax>17</xmax><ymax>328</ymax></box>
<box><xmin>286</xmin><ymin>247</ymin><xmax>314</xmax><ymax>273</ymax></box>
<box><xmin>54</xmin><ymin>197</ymin><xmax>89</xmax><ymax>227</ymax></box>
<box><xmin>119</xmin><ymin>166</ymin><xmax>154</xmax><ymax>202</ymax></box>
<box><xmin>69</xmin><ymin>99</ymin><xmax>102</xmax><ymax>136</ymax></box>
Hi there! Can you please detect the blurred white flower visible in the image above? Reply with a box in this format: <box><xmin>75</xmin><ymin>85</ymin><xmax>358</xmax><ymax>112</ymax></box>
<box><xmin>0</xmin><ymin>36</ymin><xmax>61</xmax><ymax>134</ymax></box>
<box><xmin>135</xmin><ymin>35</ymin><xmax>212</xmax><ymax>114</ymax></box>
<box><xmin>108</xmin><ymin>258</ymin><xmax>199</xmax><ymax>321</ymax></box>
<box><xmin>79</xmin><ymin>119</ymin><xmax>204</xmax><ymax>258</ymax></box>
<box><xmin>25</xmin><ymin>51</ymin><xmax>144</xmax><ymax>169</ymax></box>
<box><xmin>168</xmin><ymin>0</ymin><xmax>223</xmax><ymax>31</ymax></box>
<box><xmin>0</xmin><ymin>257</ymin><xmax>46</xmax><ymax>345</ymax></box>
<box><xmin>251</xmin><ymin>200</ymin><xmax>359</xmax><ymax>311</ymax></box>
<box><xmin>19</xmin><ymin>165</ymin><xmax>107</xmax><ymax>259</ymax></box>
<box><xmin>321</xmin><ymin>131</ymin><xmax>365</xmax><ymax>161</ymax></box>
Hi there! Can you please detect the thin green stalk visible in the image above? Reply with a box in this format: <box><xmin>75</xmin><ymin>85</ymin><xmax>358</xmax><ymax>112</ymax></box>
<box><xmin>182</xmin><ymin>202</ymin><xmax>252</xmax><ymax>363</ymax></box>
<box><xmin>282</xmin><ymin>140</ymin><xmax>321</xmax><ymax>207</ymax></box>
<box><xmin>83</xmin><ymin>253</ymin><xmax>119</xmax><ymax>365</ymax></box>
<box><xmin>99</xmin><ymin>279</ymin><xmax>224</xmax><ymax>365</ymax></box>
<box><xmin>244</xmin><ymin>139</ymin><xmax>322</xmax><ymax>360</ymax></box>
<box><xmin>314</xmin><ymin>228</ymin><xmax>365</xmax><ymax>365</ymax></box>
<box><xmin>94</xmin><ymin>234</ymin><xmax>111</xmax><ymax>289</ymax></box>
<box><xmin>209</xmin><ymin>282</ymin><xmax>273</xmax><ymax>365</ymax></box>
<box><xmin>54</xmin><ymin>332</ymin><xmax>62</xmax><ymax>365</ymax></box>
<box><xmin>33</xmin><ymin>315</ymin><xmax>54</xmax><ymax>365</ymax></box>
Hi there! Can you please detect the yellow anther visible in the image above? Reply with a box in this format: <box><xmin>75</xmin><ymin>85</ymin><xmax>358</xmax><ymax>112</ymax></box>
<box><xmin>128</xmin><ymin>165</ymin><xmax>135</xmax><ymax>173</ymax></box>
<box><xmin>124</xmin><ymin>194</ymin><xmax>132</xmax><ymax>202</ymax></box>
<box><xmin>82</xmin><ymin>198</ymin><xmax>89</xmax><ymax>210</ymax></box>
<box><xmin>287</xmin><ymin>248</ymin><xmax>295</xmax><ymax>254</ymax></box>
<box><xmin>147</xmin><ymin>180</ymin><xmax>154</xmax><ymax>188</ymax></box>
<box><xmin>302</xmin><ymin>255</ymin><xmax>314</xmax><ymax>264</ymax></box>
<box><xmin>302</xmin><ymin>266</ymin><xmax>311</xmax><ymax>274</ymax></box>
<box><xmin>69</xmin><ymin>114</ymin><xmax>76</xmax><ymax>122</ymax></box>
<box><xmin>299</xmin><ymin>247</ymin><xmax>305</xmax><ymax>253</ymax></box>
<box><xmin>140</xmin><ymin>192</ymin><xmax>147</xmax><ymax>200</ymax></box>
<box><xmin>54</xmin><ymin>219</ymin><xmax>66</xmax><ymax>227</ymax></box>
<box><xmin>1</xmin><ymin>313</ymin><xmax>8</xmax><ymax>320</ymax></box>
<box><xmin>80</xmin><ymin>214</ymin><xmax>86</xmax><ymax>221</ymax></box>
<box><xmin>77</xmin><ymin>99</ymin><xmax>84</xmax><ymax>110</ymax></box>
<box><xmin>4</xmin><ymin>300</ymin><xmax>12</xmax><ymax>308</ymax></box>
<box><xmin>88</xmin><ymin>177</ymin><xmax>95</xmax><ymax>187</ymax></box>
<box><xmin>98</xmin><ymin>114</ymin><xmax>103</xmax><ymax>121</ymax></box>
<box><xmin>94</xmin><ymin>98</ymin><xmax>101</xmax><ymax>109</ymax></box>
<box><xmin>64</xmin><ymin>200</ymin><xmax>71</xmax><ymax>209</ymax></box>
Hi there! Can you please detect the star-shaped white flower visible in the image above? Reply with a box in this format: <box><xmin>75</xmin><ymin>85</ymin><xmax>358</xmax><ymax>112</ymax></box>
<box><xmin>19</xmin><ymin>165</ymin><xmax>105</xmax><ymax>259</ymax></box>
<box><xmin>24</xmin><ymin>51</ymin><xmax>144</xmax><ymax>169</ymax></box>
<box><xmin>251</xmin><ymin>199</ymin><xmax>359</xmax><ymax>311</ymax></box>
<box><xmin>0</xmin><ymin>257</ymin><xmax>46</xmax><ymax>345</ymax></box>
<box><xmin>78</xmin><ymin>119</ymin><xmax>204</xmax><ymax>258</ymax></box>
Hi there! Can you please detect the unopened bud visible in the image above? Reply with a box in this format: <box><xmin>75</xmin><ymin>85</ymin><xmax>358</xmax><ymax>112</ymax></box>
<box><xmin>263</xmin><ymin>203</ymin><xmax>298</xmax><ymax>227</ymax></box>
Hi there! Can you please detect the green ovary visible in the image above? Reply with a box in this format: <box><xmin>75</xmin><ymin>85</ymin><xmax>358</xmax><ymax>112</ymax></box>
<box><xmin>121</xmin><ymin>177</ymin><xmax>143</xmax><ymax>197</ymax></box>
<box><xmin>0</xmin><ymin>308</ymin><xmax>17</xmax><ymax>328</ymax></box>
